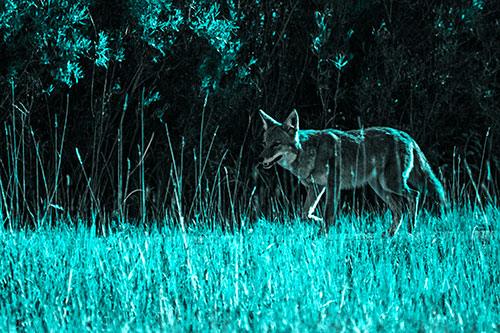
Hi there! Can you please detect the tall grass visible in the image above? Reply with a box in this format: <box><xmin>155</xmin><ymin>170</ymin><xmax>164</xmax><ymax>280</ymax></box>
<box><xmin>0</xmin><ymin>207</ymin><xmax>498</xmax><ymax>331</ymax></box>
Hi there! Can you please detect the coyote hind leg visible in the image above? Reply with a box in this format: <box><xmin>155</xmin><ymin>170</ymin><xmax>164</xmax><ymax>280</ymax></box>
<box><xmin>405</xmin><ymin>188</ymin><xmax>420</xmax><ymax>233</ymax></box>
<box><xmin>369</xmin><ymin>175</ymin><xmax>420</xmax><ymax>236</ymax></box>
<box><xmin>368</xmin><ymin>176</ymin><xmax>405</xmax><ymax>236</ymax></box>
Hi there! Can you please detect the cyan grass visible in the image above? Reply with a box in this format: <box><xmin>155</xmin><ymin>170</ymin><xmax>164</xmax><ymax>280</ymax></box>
<box><xmin>0</xmin><ymin>206</ymin><xmax>498</xmax><ymax>331</ymax></box>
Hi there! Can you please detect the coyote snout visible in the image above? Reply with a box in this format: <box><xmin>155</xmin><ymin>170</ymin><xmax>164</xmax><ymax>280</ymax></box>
<box><xmin>258</xmin><ymin>109</ymin><xmax>447</xmax><ymax>237</ymax></box>
<box><xmin>258</xmin><ymin>151</ymin><xmax>283</xmax><ymax>169</ymax></box>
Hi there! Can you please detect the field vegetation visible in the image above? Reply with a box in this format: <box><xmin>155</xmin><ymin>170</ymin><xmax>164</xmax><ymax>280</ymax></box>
<box><xmin>1</xmin><ymin>0</ymin><xmax>499</xmax><ymax>331</ymax></box>
<box><xmin>1</xmin><ymin>207</ymin><xmax>498</xmax><ymax>331</ymax></box>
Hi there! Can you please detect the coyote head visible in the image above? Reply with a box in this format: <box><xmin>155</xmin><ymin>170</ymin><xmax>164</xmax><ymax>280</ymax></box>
<box><xmin>258</xmin><ymin>110</ymin><xmax>300</xmax><ymax>169</ymax></box>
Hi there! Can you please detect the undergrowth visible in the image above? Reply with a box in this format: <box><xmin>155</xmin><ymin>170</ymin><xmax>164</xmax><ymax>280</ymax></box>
<box><xmin>0</xmin><ymin>207</ymin><xmax>498</xmax><ymax>331</ymax></box>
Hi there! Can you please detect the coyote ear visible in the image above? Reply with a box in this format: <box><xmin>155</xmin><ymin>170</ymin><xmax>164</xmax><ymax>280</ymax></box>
<box><xmin>259</xmin><ymin>109</ymin><xmax>281</xmax><ymax>130</ymax></box>
<box><xmin>283</xmin><ymin>109</ymin><xmax>299</xmax><ymax>131</ymax></box>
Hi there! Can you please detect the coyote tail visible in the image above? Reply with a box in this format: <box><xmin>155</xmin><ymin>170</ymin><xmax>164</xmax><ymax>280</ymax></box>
<box><xmin>415</xmin><ymin>150</ymin><xmax>448</xmax><ymax>210</ymax></box>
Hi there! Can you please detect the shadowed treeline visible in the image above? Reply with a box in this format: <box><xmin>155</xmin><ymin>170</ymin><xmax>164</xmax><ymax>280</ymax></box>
<box><xmin>0</xmin><ymin>0</ymin><xmax>498</xmax><ymax>228</ymax></box>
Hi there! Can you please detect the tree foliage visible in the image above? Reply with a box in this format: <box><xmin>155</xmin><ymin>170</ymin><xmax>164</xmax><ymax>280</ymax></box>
<box><xmin>0</xmin><ymin>0</ymin><xmax>498</xmax><ymax>227</ymax></box>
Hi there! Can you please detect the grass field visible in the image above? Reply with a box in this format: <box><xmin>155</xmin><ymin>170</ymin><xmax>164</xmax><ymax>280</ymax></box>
<box><xmin>0</xmin><ymin>206</ymin><xmax>499</xmax><ymax>331</ymax></box>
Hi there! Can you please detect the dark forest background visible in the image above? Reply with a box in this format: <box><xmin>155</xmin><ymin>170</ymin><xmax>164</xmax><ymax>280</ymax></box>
<box><xmin>0</xmin><ymin>0</ymin><xmax>499</xmax><ymax>230</ymax></box>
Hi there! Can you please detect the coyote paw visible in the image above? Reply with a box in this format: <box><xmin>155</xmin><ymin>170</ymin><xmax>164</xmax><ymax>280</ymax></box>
<box><xmin>382</xmin><ymin>229</ymin><xmax>397</xmax><ymax>238</ymax></box>
<box><xmin>316</xmin><ymin>227</ymin><xmax>328</xmax><ymax>238</ymax></box>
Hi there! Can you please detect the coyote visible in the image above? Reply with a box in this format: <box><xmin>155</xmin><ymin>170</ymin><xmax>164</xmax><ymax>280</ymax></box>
<box><xmin>258</xmin><ymin>109</ymin><xmax>447</xmax><ymax>236</ymax></box>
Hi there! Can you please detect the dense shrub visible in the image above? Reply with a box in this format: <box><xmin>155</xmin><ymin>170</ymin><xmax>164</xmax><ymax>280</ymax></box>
<box><xmin>0</xmin><ymin>0</ymin><xmax>498</xmax><ymax>228</ymax></box>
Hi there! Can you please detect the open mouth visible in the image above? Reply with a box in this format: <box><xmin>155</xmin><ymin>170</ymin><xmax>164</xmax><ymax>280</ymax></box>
<box><xmin>262</xmin><ymin>154</ymin><xmax>283</xmax><ymax>169</ymax></box>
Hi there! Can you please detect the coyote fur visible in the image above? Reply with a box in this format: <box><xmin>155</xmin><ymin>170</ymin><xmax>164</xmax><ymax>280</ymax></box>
<box><xmin>258</xmin><ymin>110</ymin><xmax>447</xmax><ymax>236</ymax></box>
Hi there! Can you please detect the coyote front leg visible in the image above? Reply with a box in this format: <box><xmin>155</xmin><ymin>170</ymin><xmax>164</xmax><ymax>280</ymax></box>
<box><xmin>324</xmin><ymin>185</ymin><xmax>341</xmax><ymax>234</ymax></box>
<box><xmin>303</xmin><ymin>186</ymin><xmax>326</xmax><ymax>223</ymax></box>
<box><xmin>302</xmin><ymin>186</ymin><xmax>316</xmax><ymax>220</ymax></box>
<box><xmin>323</xmin><ymin>155</ymin><xmax>341</xmax><ymax>234</ymax></box>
